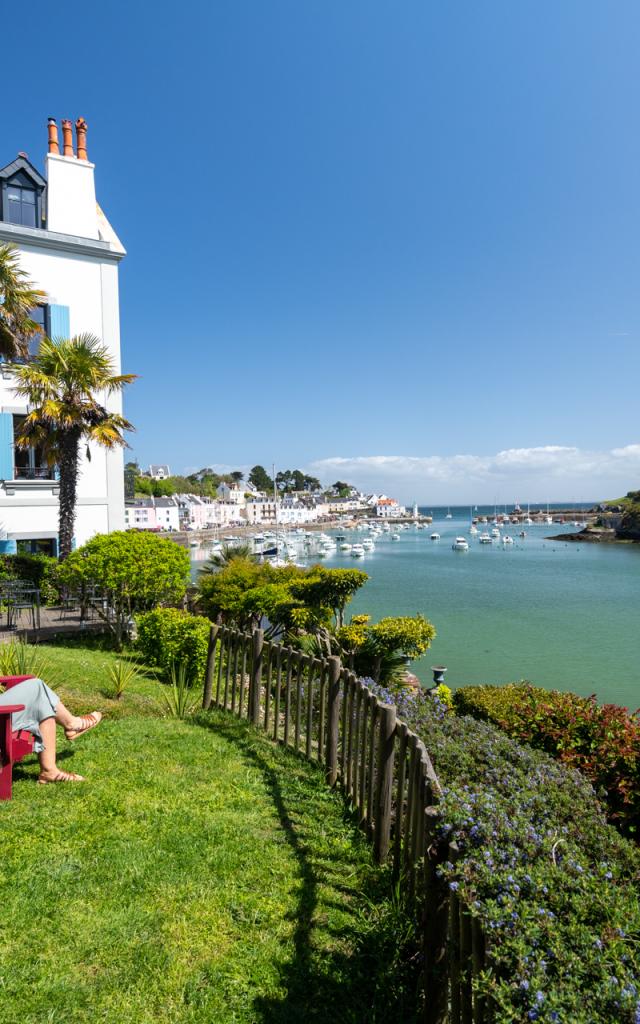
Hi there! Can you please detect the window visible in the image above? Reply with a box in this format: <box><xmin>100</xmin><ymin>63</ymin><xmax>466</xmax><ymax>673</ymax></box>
<box><xmin>5</xmin><ymin>184</ymin><xmax>37</xmax><ymax>227</ymax></box>
<box><xmin>17</xmin><ymin>538</ymin><xmax>56</xmax><ymax>556</ymax></box>
<box><xmin>27</xmin><ymin>304</ymin><xmax>48</xmax><ymax>358</ymax></box>
<box><xmin>12</xmin><ymin>415</ymin><xmax>55</xmax><ymax>480</ymax></box>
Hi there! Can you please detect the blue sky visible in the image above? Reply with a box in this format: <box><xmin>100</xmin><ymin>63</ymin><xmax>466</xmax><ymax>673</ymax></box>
<box><xmin>4</xmin><ymin>1</ymin><xmax>640</xmax><ymax>502</ymax></box>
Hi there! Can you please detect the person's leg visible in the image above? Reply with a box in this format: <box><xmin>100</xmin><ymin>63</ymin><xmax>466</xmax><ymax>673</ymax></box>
<box><xmin>37</xmin><ymin>717</ymin><xmax>84</xmax><ymax>782</ymax></box>
<box><xmin>54</xmin><ymin>701</ymin><xmax>86</xmax><ymax>734</ymax></box>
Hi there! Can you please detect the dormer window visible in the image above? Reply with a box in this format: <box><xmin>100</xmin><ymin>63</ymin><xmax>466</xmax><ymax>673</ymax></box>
<box><xmin>6</xmin><ymin>182</ymin><xmax>37</xmax><ymax>226</ymax></box>
<box><xmin>0</xmin><ymin>157</ymin><xmax>46</xmax><ymax>229</ymax></box>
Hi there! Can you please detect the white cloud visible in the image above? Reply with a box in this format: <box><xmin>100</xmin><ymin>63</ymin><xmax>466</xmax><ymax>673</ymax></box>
<box><xmin>308</xmin><ymin>444</ymin><xmax>640</xmax><ymax>503</ymax></box>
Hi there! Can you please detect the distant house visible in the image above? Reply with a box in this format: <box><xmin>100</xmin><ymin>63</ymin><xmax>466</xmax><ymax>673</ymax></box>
<box><xmin>124</xmin><ymin>496</ymin><xmax>180</xmax><ymax>531</ymax></box>
<box><xmin>149</xmin><ymin>464</ymin><xmax>170</xmax><ymax>480</ymax></box>
<box><xmin>375</xmin><ymin>497</ymin><xmax>406</xmax><ymax>518</ymax></box>
<box><xmin>216</xmin><ymin>482</ymin><xmax>246</xmax><ymax>505</ymax></box>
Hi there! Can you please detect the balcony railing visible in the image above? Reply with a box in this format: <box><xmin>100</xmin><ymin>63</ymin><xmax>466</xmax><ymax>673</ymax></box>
<box><xmin>13</xmin><ymin>466</ymin><xmax>56</xmax><ymax>481</ymax></box>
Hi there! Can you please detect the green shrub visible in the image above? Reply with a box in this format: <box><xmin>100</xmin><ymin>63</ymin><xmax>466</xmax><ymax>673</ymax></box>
<box><xmin>160</xmin><ymin>661</ymin><xmax>199</xmax><ymax>719</ymax></box>
<box><xmin>454</xmin><ymin>683</ymin><xmax>640</xmax><ymax>836</ymax></box>
<box><xmin>136</xmin><ymin>608</ymin><xmax>210</xmax><ymax>683</ymax></box>
<box><xmin>0</xmin><ymin>553</ymin><xmax>60</xmax><ymax>604</ymax></box>
<box><xmin>0</xmin><ymin>638</ymin><xmax>52</xmax><ymax>682</ymax></box>
<box><xmin>371</xmin><ymin>681</ymin><xmax>640</xmax><ymax>1022</ymax></box>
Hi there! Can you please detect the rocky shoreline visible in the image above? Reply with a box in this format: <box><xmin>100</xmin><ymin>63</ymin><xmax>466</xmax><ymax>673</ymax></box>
<box><xmin>546</xmin><ymin>527</ymin><xmax>638</xmax><ymax>544</ymax></box>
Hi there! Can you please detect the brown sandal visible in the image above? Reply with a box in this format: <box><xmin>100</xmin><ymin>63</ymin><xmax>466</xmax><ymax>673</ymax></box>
<box><xmin>38</xmin><ymin>770</ymin><xmax>85</xmax><ymax>784</ymax></box>
<box><xmin>64</xmin><ymin>711</ymin><xmax>103</xmax><ymax>742</ymax></box>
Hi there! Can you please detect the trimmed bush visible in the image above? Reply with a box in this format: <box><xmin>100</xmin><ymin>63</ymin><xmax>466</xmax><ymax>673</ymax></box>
<box><xmin>370</xmin><ymin>682</ymin><xmax>640</xmax><ymax>1023</ymax></box>
<box><xmin>136</xmin><ymin>608</ymin><xmax>211</xmax><ymax>682</ymax></box>
<box><xmin>454</xmin><ymin>683</ymin><xmax>640</xmax><ymax>836</ymax></box>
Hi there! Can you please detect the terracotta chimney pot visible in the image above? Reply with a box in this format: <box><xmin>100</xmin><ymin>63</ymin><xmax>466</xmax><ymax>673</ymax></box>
<box><xmin>61</xmin><ymin>119</ymin><xmax>74</xmax><ymax>157</ymax></box>
<box><xmin>75</xmin><ymin>118</ymin><xmax>88</xmax><ymax>161</ymax></box>
<box><xmin>47</xmin><ymin>117</ymin><xmax>60</xmax><ymax>155</ymax></box>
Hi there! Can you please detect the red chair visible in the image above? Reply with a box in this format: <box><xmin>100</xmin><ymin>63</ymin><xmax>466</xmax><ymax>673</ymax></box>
<box><xmin>0</xmin><ymin>675</ymin><xmax>36</xmax><ymax>800</ymax></box>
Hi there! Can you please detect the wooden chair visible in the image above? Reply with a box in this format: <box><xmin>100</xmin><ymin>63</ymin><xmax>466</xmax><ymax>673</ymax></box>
<box><xmin>0</xmin><ymin>675</ymin><xmax>36</xmax><ymax>800</ymax></box>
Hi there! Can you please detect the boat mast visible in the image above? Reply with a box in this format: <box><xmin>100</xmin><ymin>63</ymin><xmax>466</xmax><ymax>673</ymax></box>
<box><xmin>273</xmin><ymin>462</ymin><xmax>279</xmax><ymax>554</ymax></box>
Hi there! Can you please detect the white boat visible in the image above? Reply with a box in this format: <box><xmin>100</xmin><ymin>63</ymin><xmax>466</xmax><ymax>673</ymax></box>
<box><xmin>479</xmin><ymin>533</ymin><xmax>492</xmax><ymax>544</ymax></box>
<box><xmin>189</xmin><ymin>540</ymin><xmax>198</xmax><ymax>548</ymax></box>
<box><xmin>391</xmin><ymin>533</ymin><xmax>400</xmax><ymax>542</ymax></box>
<box><xmin>469</xmin><ymin>524</ymin><xmax>478</xmax><ymax>535</ymax></box>
<box><xmin>491</xmin><ymin>527</ymin><xmax>501</xmax><ymax>539</ymax></box>
<box><xmin>545</xmin><ymin>516</ymin><xmax>553</xmax><ymax>524</ymax></box>
<box><xmin>445</xmin><ymin>509</ymin><xmax>453</xmax><ymax>519</ymax></box>
<box><xmin>362</xmin><ymin>539</ymin><xmax>375</xmax><ymax>551</ymax></box>
<box><xmin>351</xmin><ymin>544</ymin><xmax>365</xmax><ymax>557</ymax></box>
<box><xmin>502</xmin><ymin>535</ymin><xmax>514</xmax><ymax>545</ymax></box>
<box><xmin>430</xmin><ymin>532</ymin><xmax>440</xmax><ymax>541</ymax></box>
<box><xmin>452</xmin><ymin>536</ymin><xmax>469</xmax><ymax>551</ymax></box>
<box><xmin>519</xmin><ymin>530</ymin><xmax>527</xmax><ymax>538</ymax></box>
<box><xmin>339</xmin><ymin>542</ymin><xmax>352</xmax><ymax>552</ymax></box>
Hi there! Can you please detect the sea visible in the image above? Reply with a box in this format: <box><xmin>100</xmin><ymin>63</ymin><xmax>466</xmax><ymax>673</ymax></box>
<box><xmin>192</xmin><ymin>504</ymin><xmax>640</xmax><ymax>707</ymax></box>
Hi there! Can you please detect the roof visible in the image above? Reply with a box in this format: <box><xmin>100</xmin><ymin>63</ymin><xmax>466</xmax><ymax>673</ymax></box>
<box><xmin>0</xmin><ymin>155</ymin><xmax>47</xmax><ymax>188</ymax></box>
<box><xmin>149</xmin><ymin>464</ymin><xmax>170</xmax><ymax>475</ymax></box>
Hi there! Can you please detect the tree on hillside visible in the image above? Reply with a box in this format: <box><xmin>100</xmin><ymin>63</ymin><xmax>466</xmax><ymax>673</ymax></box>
<box><xmin>303</xmin><ymin>475</ymin><xmax>321</xmax><ymax>492</ymax></box>
<box><xmin>13</xmin><ymin>334</ymin><xmax>136</xmax><ymax>559</ymax></box>
<box><xmin>0</xmin><ymin>244</ymin><xmax>46</xmax><ymax>360</ymax></box>
<box><xmin>230</xmin><ymin>470</ymin><xmax>244</xmax><ymax>484</ymax></box>
<box><xmin>248</xmin><ymin>465</ymin><xmax>274</xmax><ymax>492</ymax></box>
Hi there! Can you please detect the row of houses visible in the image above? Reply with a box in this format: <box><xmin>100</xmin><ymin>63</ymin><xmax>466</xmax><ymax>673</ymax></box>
<box><xmin>125</xmin><ymin>490</ymin><xmax>407</xmax><ymax>532</ymax></box>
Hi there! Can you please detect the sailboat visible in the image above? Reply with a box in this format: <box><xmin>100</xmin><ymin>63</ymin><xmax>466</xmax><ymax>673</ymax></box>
<box><xmin>445</xmin><ymin>507</ymin><xmax>453</xmax><ymax>519</ymax></box>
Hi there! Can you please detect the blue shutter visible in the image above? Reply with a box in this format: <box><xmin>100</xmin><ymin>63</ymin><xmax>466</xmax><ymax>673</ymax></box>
<box><xmin>0</xmin><ymin>413</ymin><xmax>13</xmax><ymax>480</ymax></box>
<box><xmin>49</xmin><ymin>304</ymin><xmax>70</xmax><ymax>339</ymax></box>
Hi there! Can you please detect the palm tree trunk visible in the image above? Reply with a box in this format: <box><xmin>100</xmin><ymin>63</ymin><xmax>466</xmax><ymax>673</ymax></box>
<box><xmin>58</xmin><ymin>428</ymin><xmax>81</xmax><ymax>561</ymax></box>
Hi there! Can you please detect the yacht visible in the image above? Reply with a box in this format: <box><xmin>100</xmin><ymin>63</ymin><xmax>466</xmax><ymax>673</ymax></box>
<box><xmin>479</xmin><ymin>532</ymin><xmax>492</xmax><ymax>544</ymax></box>
<box><xmin>491</xmin><ymin>527</ymin><xmax>501</xmax><ymax>539</ymax></box>
<box><xmin>469</xmin><ymin>524</ymin><xmax>478</xmax><ymax>535</ymax></box>
<box><xmin>391</xmin><ymin>533</ymin><xmax>400</xmax><ymax>542</ymax></box>
<box><xmin>445</xmin><ymin>508</ymin><xmax>453</xmax><ymax>519</ymax></box>
<box><xmin>362</xmin><ymin>539</ymin><xmax>375</xmax><ymax>551</ymax></box>
<box><xmin>430</xmin><ymin>532</ymin><xmax>440</xmax><ymax>541</ymax></box>
<box><xmin>452</xmin><ymin>536</ymin><xmax>469</xmax><ymax>551</ymax></box>
<box><xmin>351</xmin><ymin>544</ymin><xmax>365</xmax><ymax>558</ymax></box>
<box><xmin>339</xmin><ymin>542</ymin><xmax>352</xmax><ymax>552</ymax></box>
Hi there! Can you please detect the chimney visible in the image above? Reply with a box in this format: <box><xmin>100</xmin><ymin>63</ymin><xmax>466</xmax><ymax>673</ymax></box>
<box><xmin>75</xmin><ymin>118</ymin><xmax>88</xmax><ymax>161</ymax></box>
<box><xmin>61</xmin><ymin>119</ymin><xmax>74</xmax><ymax>157</ymax></box>
<box><xmin>47</xmin><ymin>117</ymin><xmax>60</xmax><ymax>155</ymax></box>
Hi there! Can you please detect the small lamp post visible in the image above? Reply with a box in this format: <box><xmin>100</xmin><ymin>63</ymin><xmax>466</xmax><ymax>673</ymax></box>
<box><xmin>429</xmin><ymin>665</ymin><xmax>447</xmax><ymax>691</ymax></box>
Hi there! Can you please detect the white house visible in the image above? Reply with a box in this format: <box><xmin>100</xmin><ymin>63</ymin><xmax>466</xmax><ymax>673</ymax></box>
<box><xmin>216</xmin><ymin>482</ymin><xmax>246</xmax><ymax>505</ymax></box>
<box><xmin>149</xmin><ymin>464</ymin><xmax>170</xmax><ymax>481</ymax></box>
<box><xmin>0</xmin><ymin>117</ymin><xmax>126</xmax><ymax>554</ymax></box>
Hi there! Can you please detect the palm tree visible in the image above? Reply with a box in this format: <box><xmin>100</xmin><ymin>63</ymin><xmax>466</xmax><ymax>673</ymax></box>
<box><xmin>0</xmin><ymin>244</ymin><xmax>45</xmax><ymax>359</ymax></box>
<box><xmin>199</xmin><ymin>542</ymin><xmax>255</xmax><ymax>574</ymax></box>
<box><xmin>12</xmin><ymin>334</ymin><xmax>136</xmax><ymax>560</ymax></box>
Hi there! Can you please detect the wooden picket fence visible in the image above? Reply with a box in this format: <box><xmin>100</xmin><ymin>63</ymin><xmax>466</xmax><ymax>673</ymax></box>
<box><xmin>201</xmin><ymin>624</ymin><xmax>488</xmax><ymax>1024</ymax></box>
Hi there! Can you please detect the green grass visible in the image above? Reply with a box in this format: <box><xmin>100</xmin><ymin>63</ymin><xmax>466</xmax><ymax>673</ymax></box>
<box><xmin>1</xmin><ymin>643</ymin><xmax>418</xmax><ymax>1024</ymax></box>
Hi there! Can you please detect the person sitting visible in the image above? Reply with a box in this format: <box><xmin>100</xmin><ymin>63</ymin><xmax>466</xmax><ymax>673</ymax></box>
<box><xmin>0</xmin><ymin>676</ymin><xmax>102</xmax><ymax>784</ymax></box>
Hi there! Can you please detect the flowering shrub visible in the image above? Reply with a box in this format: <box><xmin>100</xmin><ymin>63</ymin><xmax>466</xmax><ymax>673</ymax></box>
<box><xmin>369</xmin><ymin>682</ymin><xmax>640</xmax><ymax>1023</ymax></box>
<box><xmin>454</xmin><ymin>683</ymin><xmax>640</xmax><ymax>836</ymax></box>
<box><xmin>136</xmin><ymin>608</ymin><xmax>211</xmax><ymax>682</ymax></box>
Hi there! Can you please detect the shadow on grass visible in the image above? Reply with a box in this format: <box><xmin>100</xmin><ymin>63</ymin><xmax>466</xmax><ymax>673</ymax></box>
<box><xmin>198</xmin><ymin>714</ymin><xmax>421</xmax><ymax>1024</ymax></box>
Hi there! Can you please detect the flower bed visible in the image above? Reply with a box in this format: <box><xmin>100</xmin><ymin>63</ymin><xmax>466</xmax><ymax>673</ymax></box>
<box><xmin>453</xmin><ymin>683</ymin><xmax>640</xmax><ymax>836</ymax></box>
<box><xmin>370</xmin><ymin>683</ymin><xmax>640</xmax><ymax>1023</ymax></box>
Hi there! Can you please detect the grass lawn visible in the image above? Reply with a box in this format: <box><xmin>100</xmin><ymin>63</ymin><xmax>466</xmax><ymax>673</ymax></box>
<box><xmin>1</xmin><ymin>643</ymin><xmax>418</xmax><ymax>1024</ymax></box>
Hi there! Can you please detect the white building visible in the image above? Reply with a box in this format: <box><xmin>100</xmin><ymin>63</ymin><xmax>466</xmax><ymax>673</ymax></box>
<box><xmin>216</xmin><ymin>482</ymin><xmax>246</xmax><ymax>505</ymax></box>
<box><xmin>0</xmin><ymin>117</ymin><xmax>125</xmax><ymax>554</ymax></box>
<box><xmin>149</xmin><ymin>464</ymin><xmax>170</xmax><ymax>481</ymax></box>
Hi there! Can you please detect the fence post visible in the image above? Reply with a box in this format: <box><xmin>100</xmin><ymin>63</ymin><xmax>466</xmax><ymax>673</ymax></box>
<box><xmin>374</xmin><ymin>702</ymin><xmax>396</xmax><ymax>863</ymax></box>
<box><xmin>325</xmin><ymin>656</ymin><xmax>342</xmax><ymax>786</ymax></box>
<box><xmin>202</xmin><ymin>624</ymin><xmax>219</xmax><ymax>710</ymax></box>
<box><xmin>424</xmin><ymin>806</ymin><xmax>449</xmax><ymax>1024</ymax></box>
<box><xmin>249</xmin><ymin>628</ymin><xmax>264</xmax><ymax>726</ymax></box>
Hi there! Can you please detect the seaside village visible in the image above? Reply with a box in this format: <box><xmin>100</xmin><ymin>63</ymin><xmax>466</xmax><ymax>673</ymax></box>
<box><xmin>125</xmin><ymin>469</ymin><xmax>408</xmax><ymax>533</ymax></box>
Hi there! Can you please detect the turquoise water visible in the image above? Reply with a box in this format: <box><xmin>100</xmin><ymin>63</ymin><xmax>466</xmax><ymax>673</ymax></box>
<box><xmin>193</xmin><ymin>505</ymin><xmax>640</xmax><ymax>706</ymax></box>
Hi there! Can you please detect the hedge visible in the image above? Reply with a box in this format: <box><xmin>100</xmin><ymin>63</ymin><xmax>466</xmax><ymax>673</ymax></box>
<box><xmin>0</xmin><ymin>553</ymin><xmax>60</xmax><ymax>604</ymax></box>
<box><xmin>453</xmin><ymin>683</ymin><xmax>640</xmax><ymax>837</ymax></box>
<box><xmin>369</xmin><ymin>682</ymin><xmax>640</xmax><ymax>1023</ymax></box>
<box><xmin>135</xmin><ymin>608</ymin><xmax>211</xmax><ymax>683</ymax></box>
